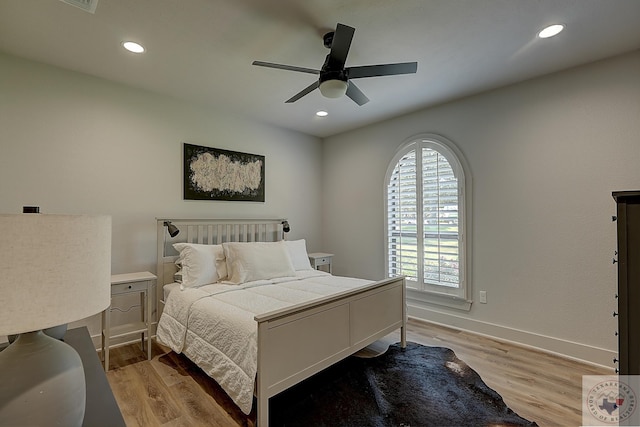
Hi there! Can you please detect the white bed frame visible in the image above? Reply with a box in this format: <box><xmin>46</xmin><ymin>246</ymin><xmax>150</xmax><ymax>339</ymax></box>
<box><xmin>156</xmin><ymin>218</ymin><xmax>406</xmax><ymax>426</ymax></box>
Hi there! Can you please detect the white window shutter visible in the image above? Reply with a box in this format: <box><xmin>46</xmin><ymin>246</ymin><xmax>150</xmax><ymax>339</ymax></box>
<box><xmin>385</xmin><ymin>135</ymin><xmax>469</xmax><ymax>302</ymax></box>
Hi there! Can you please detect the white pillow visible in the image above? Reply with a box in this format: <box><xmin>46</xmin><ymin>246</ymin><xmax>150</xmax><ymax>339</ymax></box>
<box><xmin>214</xmin><ymin>249</ymin><xmax>228</xmax><ymax>281</ymax></box>
<box><xmin>285</xmin><ymin>239</ymin><xmax>313</xmax><ymax>271</ymax></box>
<box><xmin>173</xmin><ymin>243</ymin><xmax>223</xmax><ymax>287</ymax></box>
<box><xmin>223</xmin><ymin>241</ymin><xmax>296</xmax><ymax>284</ymax></box>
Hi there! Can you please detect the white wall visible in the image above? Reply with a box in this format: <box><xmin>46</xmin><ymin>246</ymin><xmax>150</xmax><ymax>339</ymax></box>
<box><xmin>0</xmin><ymin>52</ymin><xmax>323</xmax><ymax>338</ymax></box>
<box><xmin>3</xmin><ymin>49</ymin><xmax>638</xmax><ymax>365</ymax></box>
<box><xmin>322</xmin><ymin>50</ymin><xmax>640</xmax><ymax>366</ymax></box>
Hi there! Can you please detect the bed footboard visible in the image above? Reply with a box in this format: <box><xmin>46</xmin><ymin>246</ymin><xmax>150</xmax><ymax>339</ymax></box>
<box><xmin>254</xmin><ymin>276</ymin><xmax>406</xmax><ymax>426</ymax></box>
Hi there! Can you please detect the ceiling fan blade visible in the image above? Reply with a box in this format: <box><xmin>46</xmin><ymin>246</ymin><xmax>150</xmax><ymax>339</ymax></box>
<box><xmin>347</xmin><ymin>62</ymin><xmax>418</xmax><ymax>79</ymax></box>
<box><xmin>285</xmin><ymin>81</ymin><xmax>320</xmax><ymax>103</ymax></box>
<box><xmin>346</xmin><ymin>81</ymin><xmax>369</xmax><ymax>106</ymax></box>
<box><xmin>328</xmin><ymin>23</ymin><xmax>355</xmax><ymax>68</ymax></box>
<box><xmin>252</xmin><ymin>61</ymin><xmax>320</xmax><ymax>75</ymax></box>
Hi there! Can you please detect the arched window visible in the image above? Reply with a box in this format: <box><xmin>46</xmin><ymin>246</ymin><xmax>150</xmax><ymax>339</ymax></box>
<box><xmin>385</xmin><ymin>134</ymin><xmax>471</xmax><ymax>305</ymax></box>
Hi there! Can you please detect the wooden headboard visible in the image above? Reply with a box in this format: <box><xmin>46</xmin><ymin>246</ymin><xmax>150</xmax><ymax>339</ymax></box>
<box><xmin>155</xmin><ymin>218</ymin><xmax>287</xmax><ymax>319</ymax></box>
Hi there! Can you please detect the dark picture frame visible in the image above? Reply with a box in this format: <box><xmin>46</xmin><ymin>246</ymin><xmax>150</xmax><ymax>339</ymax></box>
<box><xmin>183</xmin><ymin>143</ymin><xmax>265</xmax><ymax>202</ymax></box>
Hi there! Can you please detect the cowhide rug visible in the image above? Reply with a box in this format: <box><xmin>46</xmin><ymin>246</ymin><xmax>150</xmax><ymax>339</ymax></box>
<box><xmin>269</xmin><ymin>342</ymin><xmax>538</xmax><ymax>427</ymax></box>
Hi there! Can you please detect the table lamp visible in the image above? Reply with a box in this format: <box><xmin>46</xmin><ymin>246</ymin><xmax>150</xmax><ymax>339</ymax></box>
<box><xmin>0</xmin><ymin>214</ymin><xmax>111</xmax><ymax>427</ymax></box>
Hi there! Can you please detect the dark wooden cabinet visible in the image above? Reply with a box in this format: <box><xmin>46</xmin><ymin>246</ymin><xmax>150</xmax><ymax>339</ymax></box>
<box><xmin>613</xmin><ymin>191</ymin><xmax>640</xmax><ymax>375</ymax></box>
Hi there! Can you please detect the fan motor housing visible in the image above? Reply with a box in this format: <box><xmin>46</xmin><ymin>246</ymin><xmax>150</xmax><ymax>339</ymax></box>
<box><xmin>321</xmin><ymin>53</ymin><xmax>348</xmax><ymax>78</ymax></box>
<box><xmin>319</xmin><ymin>69</ymin><xmax>347</xmax><ymax>84</ymax></box>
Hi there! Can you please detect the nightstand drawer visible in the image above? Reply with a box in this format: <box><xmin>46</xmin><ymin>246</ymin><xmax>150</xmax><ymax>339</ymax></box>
<box><xmin>314</xmin><ymin>257</ymin><xmax>331</xmax><ymax>265</ymax></box>
<box><xmin>111</xmin><ymin>280</ymin><xmax>149</xmax><ymax>295</ymax></box>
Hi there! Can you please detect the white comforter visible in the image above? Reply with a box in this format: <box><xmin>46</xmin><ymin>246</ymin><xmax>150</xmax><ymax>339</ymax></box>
<box><xmin>156</xmin><ymin>270</ymin><xmax>373</xmax><ymax>414</ymax></box>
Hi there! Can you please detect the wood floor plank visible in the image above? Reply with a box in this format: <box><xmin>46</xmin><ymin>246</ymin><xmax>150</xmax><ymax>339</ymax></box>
<box><xmin>107</xmin><ymin>365</ymin><xmax>158</xmax><ymax>427</ymax></box>
<box><xmin>106</xmin><ymin>318</ymin><xmax>609</xmax><ymax>426</ymax></box>
<box><xmin>150</xmin><ymin>354</ymin><xmax>185</xmax><ymax>388</ymax></box>
<box><xmin>132</xmin><ymin>361</ymin><xmax>182</xmax><ymax>425</ymax></box>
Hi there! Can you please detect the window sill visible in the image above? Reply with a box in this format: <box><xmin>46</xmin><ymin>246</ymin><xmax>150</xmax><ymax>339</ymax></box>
<box><xmin>406</xmin><ymin>288</ymin><xmax>472</xmax><ymax>311</ymax></box>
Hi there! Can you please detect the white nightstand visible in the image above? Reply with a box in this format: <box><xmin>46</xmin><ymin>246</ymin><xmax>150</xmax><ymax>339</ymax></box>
<box><xmin>102</xmin><ymin>271</ymin><xmax>156</xmax><ymax>371</ymax></box>
<box><xmin>308</xmin><ymin>252</ymin><xmax>334</xmax><ymax>274</ymax></box>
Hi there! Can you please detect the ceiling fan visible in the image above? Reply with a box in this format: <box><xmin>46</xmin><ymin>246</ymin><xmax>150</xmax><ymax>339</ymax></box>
<box><xmin>252</xmin><ymin>23</ymin><xmax>418</xmax><ymax>106</ymax></box>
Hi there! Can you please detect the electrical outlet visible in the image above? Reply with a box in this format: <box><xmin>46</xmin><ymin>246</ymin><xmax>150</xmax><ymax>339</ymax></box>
<box><xmin>479</xmin><ymin>291</ymin><xmax>487</xmax><ymax>304</ymax></box>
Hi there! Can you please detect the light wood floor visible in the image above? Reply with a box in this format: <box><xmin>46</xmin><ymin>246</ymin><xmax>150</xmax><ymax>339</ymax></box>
<box><xmin>105</xmin><ymin>318</ymin><xmax>609</xmax><ymax>426</ymax></box>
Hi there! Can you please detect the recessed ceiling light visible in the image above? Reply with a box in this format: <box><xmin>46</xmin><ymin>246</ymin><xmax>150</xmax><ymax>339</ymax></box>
<box><xmin>122</xmin><ymin>41</ymin><xmax>145</xmax><ymax>53</ymax></box>
<box><xmin>316</xmin><ymin>111</ymin><xmax>328</xmax><ymax>117</ymax></box>
<box><xmin>538</xmin><ymin>24</ymin><xmax>564</xmax><ymax>39</ymax></box>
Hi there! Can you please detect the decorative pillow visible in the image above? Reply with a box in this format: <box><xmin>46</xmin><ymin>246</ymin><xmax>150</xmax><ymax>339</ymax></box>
<box><xmin>285</xmin><ymin>239</ymin><xmax>313</xmax><ymax>271</ymax></box>
<box><xmin>223</xmin><ymin>241</ymin><xmax>296</xmax><ymax>284</ymax></box>
<box><xmin>172</xmin><ymin>243</ymin><xmax>222</xmax><ymax>288</ymax></box>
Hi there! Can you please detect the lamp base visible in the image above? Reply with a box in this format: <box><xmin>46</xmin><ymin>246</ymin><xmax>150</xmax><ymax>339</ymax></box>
<box><xmin>8</xmin><ymin>323</ymin><xmax>68</xmax><ymax>343</ymax></box>
<box><xmin>0</xmin><ymin>331</ymin><xmax>86</xmax><ymax>427</ymax></box>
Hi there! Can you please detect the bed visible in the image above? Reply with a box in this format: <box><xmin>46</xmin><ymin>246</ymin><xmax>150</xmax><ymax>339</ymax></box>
<box><xmin>154</xmin><ymin>218</ymin><xmax>406</xmax><ymax>426</ymax></box>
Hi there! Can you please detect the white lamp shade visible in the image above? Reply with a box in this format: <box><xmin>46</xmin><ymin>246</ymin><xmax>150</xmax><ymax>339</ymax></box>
<box><xmin>319</xmin><ymin>79</ymin><xmax>348</xmax><ymax>98</ymax></box>
<box><xmin>0</xmin><ymin>214</ymin><xmax>111</xmax><ymax>336</ymax></box>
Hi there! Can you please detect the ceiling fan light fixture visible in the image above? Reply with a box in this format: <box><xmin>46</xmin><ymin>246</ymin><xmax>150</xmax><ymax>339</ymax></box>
<box><xmin>319</xmin><ymin>79</ymin><xmax>348</xmax><ymax>99</ymax></box>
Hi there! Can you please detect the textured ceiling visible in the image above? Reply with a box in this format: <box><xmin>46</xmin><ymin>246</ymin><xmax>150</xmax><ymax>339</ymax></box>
<box><xmin>1</xmin><ymin>0</ymin><xmax>639</xmax><ymax>137</ymax></box>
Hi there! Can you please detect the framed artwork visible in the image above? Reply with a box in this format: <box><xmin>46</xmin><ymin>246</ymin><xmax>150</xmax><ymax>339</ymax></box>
<box><xmin>183</xmin><ymin>143</ymin><xmax>265</xmax><ymax>202</ymax></box>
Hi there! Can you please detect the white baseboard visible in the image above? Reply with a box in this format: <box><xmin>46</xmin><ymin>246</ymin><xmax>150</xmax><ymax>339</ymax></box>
<box><xmin>89</xmin><ymin>323</ymin><xmax>158</xmax><ymax>352</ymax></box>
<box><xmin>407</xmin><ymin>303</ymin><xmax>616</xmax><ymax>370</ymax></box>
<box><xmin>91</xmin><ymin>334</ymin><xmax>156</xmax><ymax>351</ymax></box>
<box><xmin>90</xmin><ymin>333</ymin><xmax>155</xmax><ymax>351</ymax></box>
